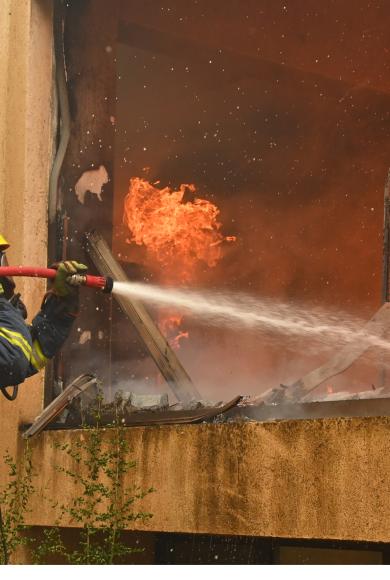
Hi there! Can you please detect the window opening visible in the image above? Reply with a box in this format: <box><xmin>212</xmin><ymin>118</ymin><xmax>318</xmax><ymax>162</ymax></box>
<box><xmin>49</xmin><ymin>0</ymin><xmax>390</xmax><ymax>424</ymax></box>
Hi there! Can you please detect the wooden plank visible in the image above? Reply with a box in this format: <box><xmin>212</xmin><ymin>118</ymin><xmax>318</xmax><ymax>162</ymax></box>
<box><xmin>85</xmin><ymin>230</ymin><xmax>201</xmax><ymax>404</ymax></box>
<box><xmin>23</xmin><ymin>374</ymin><xmax>97</xmax><ymax>439</ymax></box>
<box><xmin>285</xmin><ymin>303</ymin><xmax>390</xmax><ymax>402</ymax></box>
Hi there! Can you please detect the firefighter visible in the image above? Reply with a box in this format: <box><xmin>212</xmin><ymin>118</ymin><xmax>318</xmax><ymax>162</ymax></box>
<box><xmin>0</xmin><ymin>234</ymin><xmax>87</xmax><ymax>395</ymax></box>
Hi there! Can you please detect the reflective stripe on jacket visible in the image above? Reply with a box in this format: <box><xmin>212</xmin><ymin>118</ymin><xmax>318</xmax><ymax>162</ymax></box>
<box><xmin>0</xmin><ymin>293</ymin><xmax>76</xmax><ymax>388</ymax></box>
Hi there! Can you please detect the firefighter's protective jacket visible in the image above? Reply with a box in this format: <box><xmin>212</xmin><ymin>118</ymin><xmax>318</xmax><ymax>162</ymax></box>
<box><xmin>0</xmin><ymin>293</ymin><xmax>77</xmax><ymax>388</ymax></box>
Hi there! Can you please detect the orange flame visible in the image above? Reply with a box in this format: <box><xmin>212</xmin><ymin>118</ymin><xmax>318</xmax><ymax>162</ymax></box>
<box><xmin>124</xmin><ymin>177</ymin><xmax>235</xmax><ymax>284</ymax></box>
<box><xmin>158</xmin><ymin>313</ymin><xmax>189</xmax><ymax>349</ymax></box>
<box><xmin>123</xmin><ymin>177</ymin><xmax>236</xmax><ymax>348</ymax></box>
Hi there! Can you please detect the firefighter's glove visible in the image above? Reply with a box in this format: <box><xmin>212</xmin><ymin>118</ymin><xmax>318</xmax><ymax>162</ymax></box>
<box><xmin>52</xmin><ymin>261</ymin><xmax>88</xmax><ymax>298</ymax></box>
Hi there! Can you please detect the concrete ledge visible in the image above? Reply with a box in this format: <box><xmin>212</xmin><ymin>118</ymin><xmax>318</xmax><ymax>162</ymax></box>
<box><xmin>27</xmin><ymin>416</ymin><xmax>390</xmax><ymax>542</ymax></box>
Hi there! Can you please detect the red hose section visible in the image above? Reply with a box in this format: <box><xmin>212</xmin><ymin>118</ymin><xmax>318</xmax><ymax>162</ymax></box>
<box><xmin>0</xmin><ymin>266</ymin><xmax>107</xmax><ymax>290</ymax></box>
<box><xmin>0</xmin><ymin>266</ymin><xmax>57</xmax><ymax>279</ymax></box>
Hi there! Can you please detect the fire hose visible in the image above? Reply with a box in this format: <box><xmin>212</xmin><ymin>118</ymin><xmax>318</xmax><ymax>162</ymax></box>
<box><xmin>0</xmin><ymin>267</ymin><xmax>114</xmax><ymax>401</ymax></box>
<box><xmin>0</xmin><ymin>266</ymin><xmax>114</xmax><ymax>293</ymax></box>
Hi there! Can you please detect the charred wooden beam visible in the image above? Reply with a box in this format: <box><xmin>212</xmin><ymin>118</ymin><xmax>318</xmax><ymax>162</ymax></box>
<box><xmin>285</xmin><ymin>303</ymin><xmax>390</xmax><ymax>402</ymax></box>
<box><xmin>23</xmin><ymin>374</ymin><xmax>97</xmax><ymax>439</ymax></box>
<box><xmin>85</xmin><ymin>230</ymin><xmax>201</xmax><ymax>404</ymax></box>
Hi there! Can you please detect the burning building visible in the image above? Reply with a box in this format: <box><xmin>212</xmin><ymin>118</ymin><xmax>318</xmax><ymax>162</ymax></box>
<box><xmin>1</xmin><ymin>0</ymin><xmax>390</xmax><ymax>564</ymax></box>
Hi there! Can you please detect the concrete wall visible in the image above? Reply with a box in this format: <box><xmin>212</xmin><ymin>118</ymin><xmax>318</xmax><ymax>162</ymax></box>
<box><xmin>27</xmin><ymin>416</ymin><xmax>390</xmax><ymax>543</ymax></box>
<box><xmin>0</xmin><ymin>0</ymin><xmax>53</xmax><ymax>471</ymax></box>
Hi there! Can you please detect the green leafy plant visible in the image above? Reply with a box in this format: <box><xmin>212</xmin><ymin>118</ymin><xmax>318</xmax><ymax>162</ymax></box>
<box><xmin>0</xmin><ymin>443</ymin><xmax>35</xmax><ymax>564</ymax></box>
<box><xmin>33</xmin><ymin>400</ymin><xmax>154</xmax><ymax>564</ymax></box>
<box><xmin>0</xmin><ymin>394</ymin><xmax>154</xmax><ymax>565</ymax></box>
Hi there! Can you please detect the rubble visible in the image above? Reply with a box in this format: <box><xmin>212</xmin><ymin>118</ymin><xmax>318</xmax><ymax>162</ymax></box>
<box><xmin>129</xmin><ymin>392</ymin><xmax>169</xmax><ymax>410</ymax></box>
<box><xmin>54</xmin><ymin>386</ymin><xmax>242</xmax><ymax>428</ymax></box>
<box><xmin>174</xmin><ymin>399</ymin><xmax>224</xmax><ymax>411</ymax></box>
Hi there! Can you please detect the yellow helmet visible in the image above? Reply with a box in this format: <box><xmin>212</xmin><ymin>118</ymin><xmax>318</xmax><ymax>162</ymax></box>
<box><xmin>0</xmin><ymin>235</ymin><xmax>9</xmax><ymax>251</ymax></box>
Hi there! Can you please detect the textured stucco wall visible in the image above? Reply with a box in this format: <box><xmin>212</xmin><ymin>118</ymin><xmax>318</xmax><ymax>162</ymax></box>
<box><xmin>0</xmin><ymin>0</ymin><xmax>53</xmax><ymax>470</ymax></box>
<box><xmin>27</xmin><ymin>416</ymin><xmax>390</xmax><ymax>543</ymax></box>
